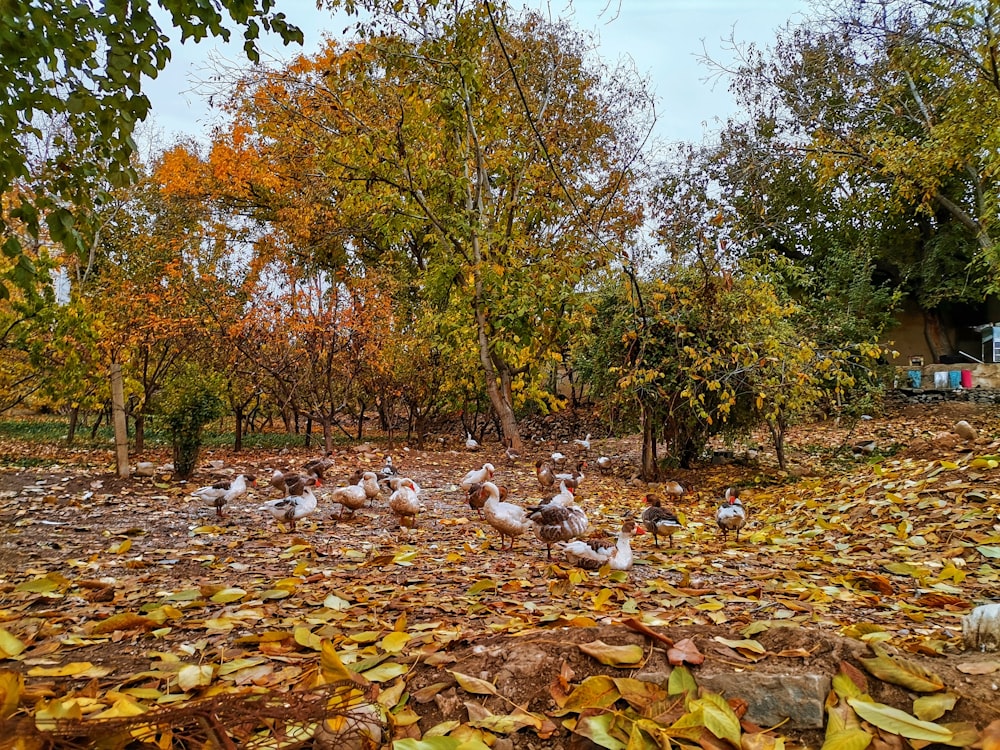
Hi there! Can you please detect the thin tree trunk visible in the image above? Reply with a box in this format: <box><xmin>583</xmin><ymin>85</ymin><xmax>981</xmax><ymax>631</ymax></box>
<box><xmin>233</xmin><ymin>406</ymin><xmax>244</xmax><ymax>452</ymax></box>
<box><xmin>640</xmin><ymin>402</ymin><xmax>657</xmax><ymax>481</ymax></box>
<box><xmin>66</xmin><ymin>404</ymin><xmax>79</xmax><ymax>445</ymax></box>
<box><xmin>110</xmin><ymin>363</ymin><xmax>130</xmax><ymax>479</ymax></box>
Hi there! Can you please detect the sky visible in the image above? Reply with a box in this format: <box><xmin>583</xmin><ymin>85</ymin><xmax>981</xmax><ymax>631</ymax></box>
<box><xmin>143</xmin><ymin>0</ymin><xmax>813</xmax><ymax>148</ymax></box>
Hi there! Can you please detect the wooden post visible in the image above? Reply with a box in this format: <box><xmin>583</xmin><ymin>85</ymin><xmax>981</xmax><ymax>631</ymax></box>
<box><xmin>110</xmin><ymin>362</ymin><xmax>130</xmax><ymax>478</ymax></box>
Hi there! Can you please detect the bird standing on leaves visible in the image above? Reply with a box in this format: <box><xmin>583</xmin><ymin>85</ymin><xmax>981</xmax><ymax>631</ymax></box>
<box><xmin>478</xmin><ymin>481</ymin><xmax>531</xmax><ymax>549</ymax></box>
<box><xmin>261</xmin><ymin>484</ymin><xmax>317</xmax><ymax>531</ymax></box>
<box><xmin>535</xmin><ymin>460</ymin><xmax>556</xmax><ymax>489</ymax></box>
<box><xmin>715</xmin><ymin>487</ymin><xmax>746</xmax><ymax>541</ymax></box>
<box><xmin>641</xmin><ymin>494</ymin><xmax>682</xmax><ymax>548</ymax></box>
<box><xmin>390</xmin><ymin>478</ymin><xmax>423</xmax><ymax>528</ymax></box>
<box><xmin>192</xmin><ymin>474</ymin><xmax>255</xmax><ymax>518</ymax></box>
<box><xmin>573</xmin><ymin>433</ymin><xmax>592</xmax><ymax>453</ymax></box>
<box><xmin>465</xmin><ymin>432</ymin><xmax>480</xmax><ymax>451</ymax></box>
<box><xmin>302</xmin><ymin>454</ymin><xmax>335</xmax><ymax>482</ymax></box>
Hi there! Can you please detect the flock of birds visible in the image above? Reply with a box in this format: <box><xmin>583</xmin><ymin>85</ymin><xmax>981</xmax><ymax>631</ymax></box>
<box><xmin>188</xmin><ymin>433</ymin><xmax>747</xmax><ymax>572</ymax></box>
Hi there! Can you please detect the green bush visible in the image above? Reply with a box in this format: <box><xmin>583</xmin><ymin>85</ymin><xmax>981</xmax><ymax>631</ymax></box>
<box><xmin>160</xmin><ymin>367</ymin><xmax>224</xmax><ymax>479</ymax></box>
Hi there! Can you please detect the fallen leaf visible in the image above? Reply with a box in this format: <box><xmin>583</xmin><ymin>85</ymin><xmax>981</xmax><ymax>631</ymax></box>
<box><xmin>667</xmin><ymin>638</ymin><xmax>705</xmax><ymax>666</ymax></box>
<box><xmin>860</xmin><ymin>646</ymin><xmax>944</xmax><ymax>693</ymax></box>
<box><xmin>846</xmin><ymin>698</ymin><xmax>953</xmax><ymax>743</ymax></box>
<box><xmin>579</xmin><ymin>640</ymin><xmax>644</xmax><ymax>667</ymax></box>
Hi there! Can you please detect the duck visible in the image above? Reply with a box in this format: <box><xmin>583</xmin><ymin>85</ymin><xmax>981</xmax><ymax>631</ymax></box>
<box><xmin>479</xmin><ymin>481</ymin><xmax>531</xmax><ymax>549</ymax></box>
<box><xmin>261</xmin><ymin>485</ymin><xmax>318</xmax><ymax>531</ymax></box>
<box><xmin>460</xmin><ymin>463</ymin><xmax>495</xmax><ymax>491</ymax></box>
<box><xmin>534</xmin><ymin>460</ymin><xmax>556</xmax><ymax>489</ymax></box>
<box><xmin>191</xmin><ymin>474</ymin><xmax>255</xmax><ymax>518</ymax></box>
<box><xmin>550</xmin><ymin>450</ymin><xmax>568</xmax><ymax>467</ymax></box>
<box><xmin>527</xmin><ymin>498</ymin><xmax>589</xmax><ymax>559</ymax></box>
<box><xmin>268</xmin><ymin>468</ymin><xmax>317</xmax><ymax>496</ymax></box>
<box><xmin>554</xmin><ymin>461</ymin><xmax>586</xmax><ymax>490</ymax></box>
<box><xmin>390</xmin><ymin>478</ymin><xmax>423</xmax><ymax>528</ymax></box>
<box><xmin>662</xmin><ymin>480</ymin><xmax>685</xmax><ymax>498</ymax></box>
<box><xmin>715</xmin><ymin>487</ymin><xmax>746</xmax><ymax>541</ymax></box>
<box><xmin>378</xmin><ymin>456</ymin><xmax>397</xmax><ymax>481</ymax></box>
<box><xmin>560</xmin><ymin>519</ymin><xmax>643</xmax><ymax>570</ymax></box>
<box><xmin>596</xmin><ymin>456</ymin><xmax>613</xmax><ymax>475</ymax></box>
<box><xmin>386</xmin><ymin>475</ymin><xmax>422</xmax><ymax>496</ymax></box>
<box><xmin>573</xmin><ymin>433</ymin><xmax>592</xmax><ymax>452</ymax></box>
<box><xmin>329</xmin><ymin>474</ymin><xmax>371</xmax><ymax>519</ymax></box>
<box><xmin>360</xmin><ymin>471</ymin><xmax>381</xmax><ymax>505</ymax></box>
<box><xmin>302</xmin><ymin>453</ymin><xmax>335</xmax><ymax>482</ymax></box>
<box><xmin>641</xmin><ymin>494</ymin><xmax>682</xmax><ymax>548</ymax></box>
<box><xmin>544</xmin><ymin>480</ymin><xmax>576</xmax><ymax>507</ymax></box>
<box><xmin>465</xmin><ymin>432</ymin><xmax>480</xmax><ymax>451</ymax></box>
<box><xmin>503</xmin><ymin>444</ymin><xmax>520</xmax><ymax>465</ymax></box>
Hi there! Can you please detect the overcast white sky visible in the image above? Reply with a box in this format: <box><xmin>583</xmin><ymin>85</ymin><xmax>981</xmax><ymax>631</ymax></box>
<box><xmin>143</xmin><ymin>0</ymin><xmax>812</xmax><ymax>147</ymax></box>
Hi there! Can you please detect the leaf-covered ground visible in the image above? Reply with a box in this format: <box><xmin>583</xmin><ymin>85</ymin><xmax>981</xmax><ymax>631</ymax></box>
<box><xmin>0</xmin><ymin>401</ymin><xmax>999</xmax><ymax>749</ymax></box>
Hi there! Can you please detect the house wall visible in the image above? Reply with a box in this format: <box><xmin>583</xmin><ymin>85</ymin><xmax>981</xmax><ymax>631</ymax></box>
<box><xmin>896</xmin><ymin>363</ymin><xmax>1000</xmax><ymax>389</ymax></box>
<box><xmin>884</xmin><ymin>304</ymin><xmax>932</xmax><ymax>365</ymax></box>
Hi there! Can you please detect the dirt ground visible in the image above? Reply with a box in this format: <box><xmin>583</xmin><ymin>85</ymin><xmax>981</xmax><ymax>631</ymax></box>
<box><xmin>0</xmin><ymin>400</ymin><xmax>998</xmax><ymax>748</ymax></box>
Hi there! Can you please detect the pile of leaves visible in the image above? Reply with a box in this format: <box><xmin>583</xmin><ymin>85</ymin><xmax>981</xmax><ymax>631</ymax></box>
<box><xmin>0</xmin><ymin>402</ymin><xmax>998</xmax><ymax>747</ymax></box>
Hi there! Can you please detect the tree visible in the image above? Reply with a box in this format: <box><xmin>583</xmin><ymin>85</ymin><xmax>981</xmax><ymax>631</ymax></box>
<box><xmin>176</xmin><ymin>1</ymin><xmax>650</xmax><ymax>451</ymax></box>
<box><xmin>0</xmin><ymin>0</ymin><xmax>303</xmax><ymax>299</ymax></box>
<box><xmin>707</xmin><ymin>0</ymin><xmax>996</xmax><ymax>358</ymax></box>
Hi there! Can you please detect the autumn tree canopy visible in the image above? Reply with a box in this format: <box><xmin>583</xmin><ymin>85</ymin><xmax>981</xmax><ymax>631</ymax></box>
<box><xmin>165</xmin><ymin>1</ymin><xmax>652</xmax><ymax>450</ymax></box>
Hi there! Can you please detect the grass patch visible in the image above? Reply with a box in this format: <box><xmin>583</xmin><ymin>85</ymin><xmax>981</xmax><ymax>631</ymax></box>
<box><xmin>0</xmin><ymin>416</ymin><xmax>362</xmax><ymax>452</ymax></box>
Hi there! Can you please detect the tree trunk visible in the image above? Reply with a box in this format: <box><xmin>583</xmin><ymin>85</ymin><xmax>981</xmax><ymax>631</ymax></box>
<box><xmin>356</xmin><ymin>401</ymin><xmax>365</xmax><ymax>441</ymax></box>
<box><xmin>322</xmin><ymin>418</ymin><xmax>332</xmax><ymax>453</ymax></box>
<box><xmin>134</xmin><ymin>412</ymin><xmax>145</xmax><ymax>453</ymax></box>
<box><xmin>640</xmin><ymin>402</ymin><xmax>657</xmax><ymax>481</ymax></box>
<box><xmin>233</xmin><ymin>406</ymin><xmax>244</xmax><ymax>452</ymax></box>
<box><xmin>768</xmin><ymin>418</ymin><xmax>787</xmax><ymax>471</ymax></box>
<box><xmin>923</xmin><ymin>308</ymin><xmax>954</xmax><ymax>362</ymax></box>
<box><xmin>110</xmin><ymin>363</ymin><xmax>130</xmax><ymax>479</ymax></box>
<box><xmin>66</xmin><ymin>404</ymin><xmax>79</xmax><ymax>445</ymax></box>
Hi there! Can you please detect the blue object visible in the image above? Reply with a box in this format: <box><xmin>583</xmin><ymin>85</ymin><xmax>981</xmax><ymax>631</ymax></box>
<box><xmin>907</xmin><ymin>369</ymin><xmax>922</xmax><ymax>388</ymax></box>
<box><xmin>948</xmin><ymin>370</ymin><xmax>961</xmax><ymax>388</ymax></box>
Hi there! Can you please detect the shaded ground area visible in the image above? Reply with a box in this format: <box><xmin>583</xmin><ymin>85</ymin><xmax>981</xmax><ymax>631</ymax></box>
<box><xmin>0</xmin><ymin>401</ymin><xmax>998</xmax><ymax>747</ymax></box>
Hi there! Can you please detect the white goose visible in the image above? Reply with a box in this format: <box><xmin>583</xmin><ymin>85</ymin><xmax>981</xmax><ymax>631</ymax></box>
<box><xmin>390</xmin><ymin>478</ymin><xmax>423</xmax><ymax>528</ymax></box>
<box><xmin>329</xmin><ymin>474</ymin><xmax>371</xmax><ymax>519</ymax></box>
<box><xmin>191</xmin><ymin>474</ymin><xmax>255</xmax><ymax>518</ymax></box>
<box><xmin>261</xmin><ymin>486</ymin><xmax>318</xmax><ymax>531</ymax></box>
<box><xmin>560</xmin><ymin>519</ymin><xmax>643</xmax><ymax>571</ymax></box>
<box><xmin>479</xmin><ymin>481</ymin><xmax>531</xmax><ymax>549</ymax></box>
<box><xmin>460</xmin><ymin>463</ymin><xmax>495</xmax><ymax>491</ymax></box>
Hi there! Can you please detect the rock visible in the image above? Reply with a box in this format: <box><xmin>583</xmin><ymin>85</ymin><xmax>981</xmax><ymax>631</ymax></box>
<box><xmin>963</xmin><ymin>603</ymin><xmax>1000</xmax><ymax>652</ymax></box>
<box><xmin>133</xmin><ymin>462</ymin><xmax>156</xmax><ymax>477</ymax></box>
<box><xmin>954</xmin><ymin>420</ymin><xmax>978</xmax><ymax>441</ymax></box>
<box><xmin>932</xmin><ymin>431</ymin><xmax>959</xmax><ymax>450</ymax></box>
<box><xmin>697</xmin><ymin>673</ymin><xmax>829</xmax><ymax>729</ymax></box>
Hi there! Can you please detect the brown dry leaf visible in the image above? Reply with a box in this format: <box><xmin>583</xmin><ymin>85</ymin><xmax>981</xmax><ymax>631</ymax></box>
<box><xmin>972</xmin><ymin>719</ymin><xmax>1000</xmax><ymax>750</ymax></box>
<box><xmin>955</xmin><ymin>661</ymin><xmax>1000</xmax><ymax>675</ymax></box>
<box><xmin>667</xmin><ymin>638</ymin><xmax>705</xmax><ymax>666</ymax></box>
<box><xmin>89</xmin><ymin>612</ymin><xmax>156</xmax><ymax>635</ymax></box>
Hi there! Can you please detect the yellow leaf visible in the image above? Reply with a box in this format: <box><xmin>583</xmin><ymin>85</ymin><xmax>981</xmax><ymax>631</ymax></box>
<box><xmin>0</xmin><ymin>671</ymin><xmax>23</xmax><ymax>719</ymax></box>
<box><xmin>380</xmin><ymin>631</ymin><xmax>411</xmax><ymax>653</ymax></box>
<box><xmin>449</xmin><ymin>670</ymin><xmax>499</xmax><ymax>695</ymax></box>
<box><xmin>578</xmin><ymin>640</ymin><xmax>644</xmax><ymax>666</ymax></box>
<box><xmin>210</xmin><ymin>587</ymin><xmax>247</xmax><ymax>603</ymax></box>
<box><xmin>176</xmin><ymin>664</ymin><xmax>213</xmax><ymax>691</ymax></box>
<box><xmin>28</xmin><ymin>662</ymin><xmax>96</xmax><ymax>677</ymax></box>
<box><xmin>0</xmin><ymin>629</ymin><xmax>26</xmax><ymax>659</ymax></box>
<box><xmin>320</xmin><ymin>639</ymin><xmax>366</xmax><ymax>686</ymax></box>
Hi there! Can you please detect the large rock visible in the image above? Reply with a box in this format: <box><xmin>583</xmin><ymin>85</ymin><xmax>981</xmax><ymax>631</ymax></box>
<box><xmin>697</xmin><ymin>673</ymin><xmax>830</xmax><ymax>729</ymax></box>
